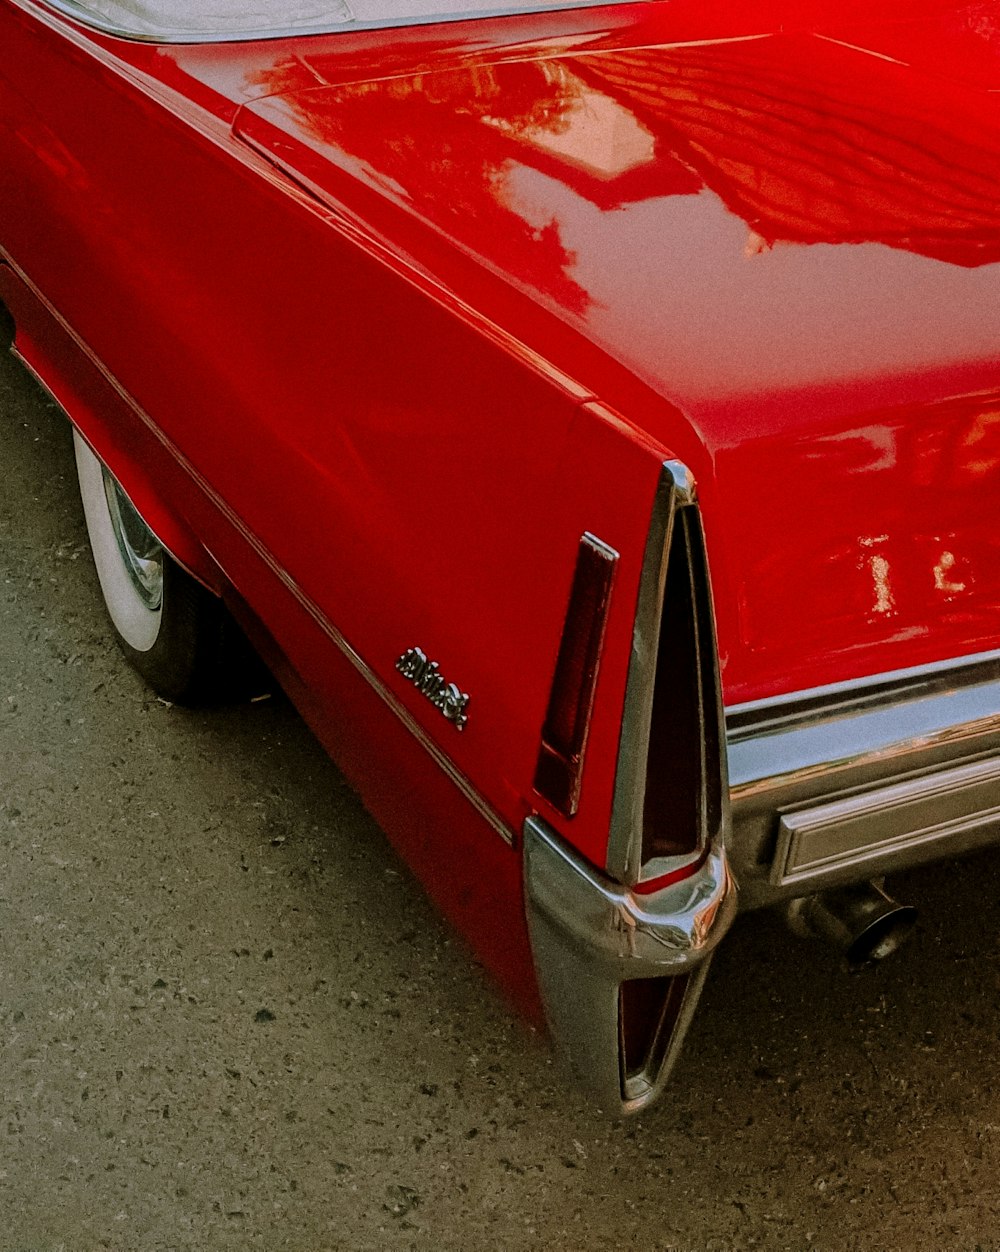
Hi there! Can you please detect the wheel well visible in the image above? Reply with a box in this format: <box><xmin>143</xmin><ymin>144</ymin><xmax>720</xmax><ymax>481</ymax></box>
<box><xmin>0</xmin><ymin>297</ymin><xmax>14</xmax><ymax>349</ymax></box>
<box><xmin>69</xmin><ymin>422</ymin><xmax>222</xmax><ymax>594</ymax></box>
<box><xmin>0</xmin><ymin>262</ymin><xmax>222</xmax><ymax>593</ymax></box>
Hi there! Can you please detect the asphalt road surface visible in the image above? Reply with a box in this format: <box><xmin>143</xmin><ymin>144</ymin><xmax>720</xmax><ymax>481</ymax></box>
<box><xmin>3</xmin><ymin>343</ymin><xmax>1000</xmax><ymax>1252</ymax></box>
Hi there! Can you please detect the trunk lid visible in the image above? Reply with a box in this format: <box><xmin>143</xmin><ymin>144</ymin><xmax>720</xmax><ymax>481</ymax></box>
<box><xmin>232</xmin><ymin>0</ymin><xmax>1000</xmax><ymax>701</ymax></box>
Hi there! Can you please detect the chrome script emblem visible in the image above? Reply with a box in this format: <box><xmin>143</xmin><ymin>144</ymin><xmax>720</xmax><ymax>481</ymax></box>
<box><xmin>396</xmin><ymin>646</ymin><xmax>470</xmax><ymax>731</ymax></box>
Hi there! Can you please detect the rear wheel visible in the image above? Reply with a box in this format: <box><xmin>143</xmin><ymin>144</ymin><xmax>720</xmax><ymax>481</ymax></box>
<box><xmin>73</xmin><ymin>430</ymin><xmax>256</xmax><ymax>704</ymax></box>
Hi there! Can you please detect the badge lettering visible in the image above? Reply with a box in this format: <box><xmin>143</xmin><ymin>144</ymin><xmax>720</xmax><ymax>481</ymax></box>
<box><xmin>396</xmin><ymin>646</ymin><xmax>470</xmax><ymax>730</ymax></box>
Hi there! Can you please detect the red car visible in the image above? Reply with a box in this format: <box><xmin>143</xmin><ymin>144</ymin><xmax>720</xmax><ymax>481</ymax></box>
<box><xmin>2</xmin><ymin>0</ymin><xmax>998</xmax><ymax>1114</ymax></box>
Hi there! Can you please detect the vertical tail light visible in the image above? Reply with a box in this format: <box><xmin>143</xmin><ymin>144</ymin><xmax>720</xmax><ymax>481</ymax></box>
<box><xmin>607</xmin><ymin>462</ymin><xmax>728</xmax><ymax>888</ymax></box>
<box><xmin>618</xmin><ymin>974</ymin><xmax>692</xmax><ymax>1102</ymax></box>
<box><xmin>640</xmin><ymin>507</ymin><xmax>723</xmax><ymax>871</ymax></box>
<box><xmin>534</xmin><ymin>533</ymin><xmax>618</xmax><ymax>817</ymax></box>
<box><xmin>526</xmin><ymin>462</ymin><xmax>731</xmax><ymax>1113</ymax></box>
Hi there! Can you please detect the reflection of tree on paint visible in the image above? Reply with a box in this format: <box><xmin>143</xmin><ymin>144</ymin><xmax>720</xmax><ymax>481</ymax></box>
<box><xmin>253</xmin><ymin>15</ymin><xmax>1000</xmax><ymax>320</ymax></box>
<box><xmin>569</xmin><ymin>34</ymin><xmax>1000</xmax><ymax>267</ymax></box>
<box><xmin>254</xmin><ymin>59</ymin><xmax>594</xmax><ymax>314</ymax></box>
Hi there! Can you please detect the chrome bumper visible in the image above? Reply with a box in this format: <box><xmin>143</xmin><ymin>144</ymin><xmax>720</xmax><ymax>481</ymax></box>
<box><xmin>523</xmin><ymin>814</ymin><xmax>735</xmax><ymax>1114</ymax></box>
<box><xmin>525</xmin><ymin>650</ymin><xmax>1000</xmax><ymax>1113</ymax></box>
<box><xmin>728</xmin><ymin>650</ymin><xmax>1000</xmax><ymax>909</ymax></box>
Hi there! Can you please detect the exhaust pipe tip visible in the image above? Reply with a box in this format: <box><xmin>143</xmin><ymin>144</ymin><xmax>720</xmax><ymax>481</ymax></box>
<box><xmin>787</xmin><ymin>882</ymin><xmax>917</xmax><ymax>970</ymax></box>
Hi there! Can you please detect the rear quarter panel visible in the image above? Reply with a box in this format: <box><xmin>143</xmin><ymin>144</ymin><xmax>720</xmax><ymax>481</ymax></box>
<box><xmin>0</xmin><ymin>2</ymin><xmax>673</xmax><ymax>897</ymax></box>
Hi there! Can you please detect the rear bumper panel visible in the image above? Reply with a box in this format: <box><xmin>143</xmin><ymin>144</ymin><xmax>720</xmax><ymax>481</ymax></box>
<box><xmin>728</xmin><ymin>650</ymin><xmax>1000</xmax><ymax>908</ymax></box>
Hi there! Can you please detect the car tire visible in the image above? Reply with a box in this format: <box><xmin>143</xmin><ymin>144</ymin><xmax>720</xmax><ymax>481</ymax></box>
<box><xmin>73</xmin><ymin>428</ymin><xmax>258</xmax><ymax>704</ymax></box>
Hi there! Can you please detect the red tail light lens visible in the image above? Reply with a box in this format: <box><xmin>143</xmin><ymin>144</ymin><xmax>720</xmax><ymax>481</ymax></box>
<box><xmin>534</xmin><ymin>533</ymin><xmax>618</xmax><ymax>817</ymax></box>
<box><xmin>618</xmin><ymin>974</ymin><xmax>691</xmax><ymax>1103</ymax></box>
<box><xmin>606</xmin><ymin>459</ymin><xmax>727</xmax><ymax>892</ymax></box>
<box><xmin>640</xmin><ymin>508</ymin><xmax>723</xmax><ymax>868</ymax></box>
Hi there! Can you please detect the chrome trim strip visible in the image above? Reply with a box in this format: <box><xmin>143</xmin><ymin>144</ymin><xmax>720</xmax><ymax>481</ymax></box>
<box><xmin>8</xmin><ymin>271</ymin><xmax>516</xmax><ymax>848</ymax></box>
<box><xmin>727</xmin><ymin>649</ymin><xmax>1000</xmax><ymax>739</ymax></box>
<box><xmin>163</xmin><ymin>468</ymin><xmax>516</xmax><ymax>848</ymax></box>
<box><xmin>212</xmin><ymin>502</ymin><xmax>517</xmax><ymax>847</ymax></box>
<box><xmin>28</xmin><ymin>0</ymin><xmax>628</xmax><ymax>44</ymax></box>
<box><xmin>11</xmin><ymin>356</ymin><xmax>217</xmax><ymax>593</ymax></box>
<box><xmin>773</xmin><ymin>756</ymin><xmax>1000</xmax><ymax>888</ymax></box>
<box><xmin>729</xmin><ymin>676</ymin><xmax>1000</xmax><ymax>798</ymax></box>
<box><xmin>523</xmin><ymin>814</ymin><xmax>735</xmax><ymax>1114</ymax></box>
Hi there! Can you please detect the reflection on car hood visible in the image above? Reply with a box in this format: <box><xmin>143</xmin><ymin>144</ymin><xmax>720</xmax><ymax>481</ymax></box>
<box><xmin>231</xmin><ymin>0</ymin><xmax>1000</xmax><ymax>699</ymax></box>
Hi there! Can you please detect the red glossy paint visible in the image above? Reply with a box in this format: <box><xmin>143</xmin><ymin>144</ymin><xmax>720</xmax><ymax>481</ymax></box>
<box><xmin>1</xmin><ymin>0</ymin><xmax>999</xmax><ymax>1010</ymax></box>
<box><xmin>228</xmin><ymin>15</ymin><xmax>1000</xmax><ymax>703</ymax></box>
<box><xmin>84</xmin><ymin>0</ymin><xmax>1000</xmax><ymax>704</ymax></box>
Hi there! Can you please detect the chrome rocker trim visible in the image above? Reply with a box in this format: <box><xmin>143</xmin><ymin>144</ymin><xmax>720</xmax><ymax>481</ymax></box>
<box><xmin>523</xmin><ymin>814</ymin><xmax>735</xmax><ymax>1115</ymax></box>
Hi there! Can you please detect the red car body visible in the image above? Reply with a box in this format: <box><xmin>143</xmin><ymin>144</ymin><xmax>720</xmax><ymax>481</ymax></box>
<box><xmin>2</xmin><ymin>0</ymin><xmax>999</xmax><ymax>1112</ymax></box>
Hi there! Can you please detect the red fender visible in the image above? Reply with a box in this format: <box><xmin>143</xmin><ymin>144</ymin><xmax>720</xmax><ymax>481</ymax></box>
<box><xmin>1</xmin><ymin>261</ymin><xmax>222</xmax><ymax>593</ymax></box>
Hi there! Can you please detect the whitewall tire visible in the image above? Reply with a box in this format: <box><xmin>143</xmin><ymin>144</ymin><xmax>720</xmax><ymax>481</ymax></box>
<box><xmin>73</xmin><ymin>430</ymin><xmax>258</xmax><ymax>704</ymax></box>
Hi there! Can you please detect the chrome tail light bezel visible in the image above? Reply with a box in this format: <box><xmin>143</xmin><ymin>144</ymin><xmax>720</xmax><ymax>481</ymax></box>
<box><xmin>523</xmin><ymin>458</ymin><xmax>735</xmax><ymax>1114</ymax></box>
<box><xmin>607</xmin><ymin>460</ymin><xmax>730</xmax><ymax>889</ymax></box>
